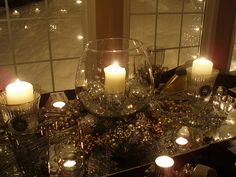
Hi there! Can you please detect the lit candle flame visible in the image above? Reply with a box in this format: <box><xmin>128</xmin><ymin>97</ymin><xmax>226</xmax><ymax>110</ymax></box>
<box><xmin>63</xmin><ymin>160</ymin><xmax>76</xmax><ymax>168</ymax></box>
<box><xmin>53</xmin><ymin>101</ymin><xmax>66</xmax><ymax>108</ymax></box>
<box><xmin>76</xmin><ymin>0</ymin><xmax>82</xmax><ymax>4</ymax></box>
<box><xmin>175</xmin><ymin>137</ymin><xmax>188</xmax><ymax>145</ymax></box>
<box><xmin>77</xmin><ymin>35</ymin><xmax>83</xmax><ymax>40</ymax></box>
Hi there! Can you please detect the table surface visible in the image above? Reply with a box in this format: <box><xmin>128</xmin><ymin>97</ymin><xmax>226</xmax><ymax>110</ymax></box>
<box><xmin>0</xmin><ymin>72</ymin><xmax>236</xmax><ymax>177</ymax></box>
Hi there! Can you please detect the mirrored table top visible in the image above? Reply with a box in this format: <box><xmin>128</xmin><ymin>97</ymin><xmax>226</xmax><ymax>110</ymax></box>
<box><xmin>43</xmin><ymin>89</ymin><xmax>236</xmax><ymax>177</ymax></box>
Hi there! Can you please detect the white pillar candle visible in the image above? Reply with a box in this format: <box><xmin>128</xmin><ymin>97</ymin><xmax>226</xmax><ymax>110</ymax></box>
<box><xmin>104</xmin><ymin>62</ymin><xmax>126</xmax><ymax>94</ymax></box>
<box><xmin>192</xmin><ymin>57</ymin><xmax>213</xmax><ymax>75</ymax></box>
<box><xmin>6</xmin><ymin>79</ymin><xmax>34</xmax><ymax>105</ymax></box>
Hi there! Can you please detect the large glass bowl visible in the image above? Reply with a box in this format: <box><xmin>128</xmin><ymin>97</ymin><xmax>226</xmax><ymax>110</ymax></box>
<box><xmin>75</xmin><ymin>38</ymin><xmax>154</xmax><ymax>117</ymax></box>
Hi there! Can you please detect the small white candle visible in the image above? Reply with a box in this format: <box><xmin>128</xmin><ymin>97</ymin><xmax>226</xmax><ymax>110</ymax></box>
<box><xmin>6</xmin><ymin>79</ymin><xmax>34</xmax><ymax>105</ymax></box>
<box><xmin>175</xmin><ymin>137</ymin><xmax>188</xmax><ymax>145</ymax></box>
<box><xmin>53</xmin><ymin>101</ymin><xmax>66</xmax><ymax>109</ymax></box>
<box><xmin>155</xmin><ymin>155</ymin><xmax>174</xmax><ymax>168</ymax></box>
<box><xmin>104</xmin><ymin>62</ymin><xmax>126</xmax><ymax>94</ymax></box>
<box><xmin>192</xmin><ymin>57</ymin><xmax>213</xmax><ymax>75</ymax></box>
<box><xmin>63</xmin><ymin>160</ymin><xmax>76</xmax><ymax>168</ymax></box>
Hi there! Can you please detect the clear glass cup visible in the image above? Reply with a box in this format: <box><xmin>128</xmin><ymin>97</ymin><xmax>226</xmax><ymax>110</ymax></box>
<box><xmin>0</xmin><ymin>91</ymin><xmax>49</xmax><ymax>176</ymax></box>
<box><xmin>0</xmin><ymin>91</ymin><xmax>41</xmax><ymax>134</ymax></box>
<box><xmin>75</xmin><ymin>38</ymin><xmax>154</xmax><ymax>118</ymax></box>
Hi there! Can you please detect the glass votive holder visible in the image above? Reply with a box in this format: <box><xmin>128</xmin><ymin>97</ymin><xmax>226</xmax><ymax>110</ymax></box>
<box><xmin>0</xmin><ymin>91</ymin><xmax>41</xmax><ymax>134</ymax></box>
<box><xmin>57</xmin><ymin>144</ymin><xmax>84</xmax><ymax>177</ymax></box>
<box><xmin>186</xmin><ymin>68</ymin><xmax>219</xmax><ymax>100</ymax></box>
<box><xmin>0</xmin><ymin>91</ymin><xmax>50</xmax><ymax>177</ymax></box>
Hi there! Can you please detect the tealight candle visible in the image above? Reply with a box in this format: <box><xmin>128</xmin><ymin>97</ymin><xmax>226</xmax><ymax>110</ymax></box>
<box><xmin>155</xmin><ymin>155</ymin><xmax>174</xmax><ymax>168</ymax></box>
<box><xmin>53</xmin><ymin>101</ymin><xmax>66</xmax><ymax>109</ymax></box>
<box><xmin>155</xmin><ymin>155</ymin><xmax>174</xmax><ymax>177</ymax></box>
<box><xmin>104</xmin><ymin>62</ymin><xmax>126</xmax><ymax>94</ymax></box>
<box><xmin>63</xmin><ymin>160</ymin><xmax>76</xmax><ymax>168</ymax></box>
<box><xmin>175</xmin><ymin>137</ymin><xmax>188</xmax><ymax>145</ymax></box>
<box><xmin>192</xmin><ymin>57</ymin><xmax>213</xmax><ymax>75</ymax></box>
<box><xmin>6</xmin><ymin>79</ymin><xmax>34</xmax><ymax>105</ymax></box>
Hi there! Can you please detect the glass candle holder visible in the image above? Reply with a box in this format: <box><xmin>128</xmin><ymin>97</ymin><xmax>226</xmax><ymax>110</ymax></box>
<box><xmin>0</xmin><ymin>91</ymin><xmax>49</xmax><ymax>176</ymax></box>
<box><xmin>75</xmin><ymin>38</ymin><xmax>154</xmax><ymax>118</ymax></box>
<box><xmin>57</xmin><ymin>145</ymin><xmax>84</xmax><ymax>177</ymax></box>
<box><xmin>0</xmin><ymin>91</ymin><xmax>41</xmax><ymax>134</ymax></box>
<box><xmin>186</xmin><ymin>68</ymin><xmax>219</xmax><ymax>100</ymax></box>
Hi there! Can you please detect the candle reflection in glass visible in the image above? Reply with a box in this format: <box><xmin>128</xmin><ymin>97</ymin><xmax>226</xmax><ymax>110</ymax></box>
<box><xmin>53</xmin><ymin>101</ymin><xmax>66</xmax><ymax>109</ymax></box>
<box><xmin>63</xmin><ymin>160</ymin><xmax>76</xmax><ymax>168</ymax></box>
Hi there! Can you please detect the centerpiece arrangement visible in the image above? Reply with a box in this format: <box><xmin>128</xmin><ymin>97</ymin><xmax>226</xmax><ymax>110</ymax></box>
<box><xmin>0</xmin><ymin>38</ymin><xmax>235</xmax><ymax>177</ymax></box>
<box><xmin>75</xmin><ymin>38</ymin><xmax>154</xmax><ymax>118</ymax></box>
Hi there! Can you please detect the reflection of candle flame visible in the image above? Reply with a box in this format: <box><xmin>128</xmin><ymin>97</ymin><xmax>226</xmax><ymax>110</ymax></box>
<box><xmin>60</xmin><ymin>9</ymin><xmax>68</xmax><ymax>14</ymax></box>
<box><xmin>176</xmin><ymin>137</ymin><xmax>188</xmax><ymax>145</ymax></box>
<box><xmin>77</xmin><ymin>35</ymin><xmax>83</xmax><ymax>40</ymax></box>
<box><xmin>53</xmin><ymin>101</ymin><xmax>66</xmax><ymax>108</ymax></box>
<box><xmin>12</xmin><ymin>10</ymin><xmax>20</xmax><ymax>16</ymax></box>
<box><xmin>194</xmin><ymin>27</ymin><xmax>200</xmax><ymax>32</ymax></box>
<box><xmin>76</xmin><ymin>0</ymin><xmax>82</xmax><ymax>4</ymax></box>
<box><xmin>63</xmin><ymin>160</ymin><xmax>76</xmax><ymax>167</ymax></box>
<box><xmin>178</xmin><ymin>126</ymin><xmax>190</xmax><ymax>137</ymax></box>
<box><xmin>226</xmin><ymin>119</ymin><xmax>235</xmax><ymax>125</ymax></box>
<box><xmin>155</xmin><ymin>155</ymin><xmax>174</xmax><ymax>168</ymax></box>
<box><xmin>34</xmin><ymin>8</ymin><xmax>40</xmax><ymax>14</ymax></box>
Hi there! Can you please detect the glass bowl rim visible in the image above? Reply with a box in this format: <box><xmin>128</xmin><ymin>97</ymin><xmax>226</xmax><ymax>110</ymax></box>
<box><xmin>85</xmin><ymin>37</ymin><xmax>144</xmax><ymax>53</ymax></box>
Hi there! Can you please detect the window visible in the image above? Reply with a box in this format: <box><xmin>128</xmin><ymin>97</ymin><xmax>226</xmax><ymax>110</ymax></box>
<box><xmin>129</xmin><ymin>0</ymin><xmax>206</xmax><ymax>69</ymax></box>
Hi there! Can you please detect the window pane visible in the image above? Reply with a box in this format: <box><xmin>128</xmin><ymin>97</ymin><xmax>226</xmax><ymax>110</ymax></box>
<box><xmin>131</xmin><ymin>0</ymin><xmax>156</xmax><ymax>13</ymax></box>
<box><xmin>184</xmin><ymin>0</ymin><xmax>205</xmax><ymax>12</ymax></box>
<box><xmin>0</xmin><ymin>22</ymin><xmax>13</xmax><ymax>65</ymax></box>
<box><xmin>156</xmin><ymin>14</ymin><xmax>181</xmax><ymax>48</ymax></box>
<box><xmin>130</xmin><ymin>15</ymin><xmax>156</xmax><ymax>47</ymax></box>
<box><xmin>181</xmin><ymin>14</ymin><xmax>202</xmax><ymax>47</ymax></box>
<box><xmin>158</xmin><ymin>0</ymin><xmax>183</xmax><ymax>13</ymax></box>
<box><xmin>179</xmin><ymin>47</ymin><xmax>199</xmax><ymax>65</ymax></box>
<box><xmin>162</xmin><ymin>49</ymin><xmax>178</xmax><ymax>69</ymax></box>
